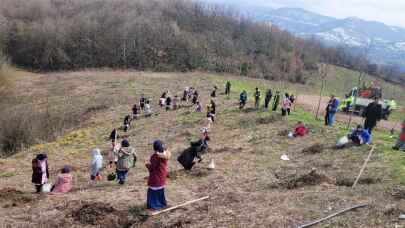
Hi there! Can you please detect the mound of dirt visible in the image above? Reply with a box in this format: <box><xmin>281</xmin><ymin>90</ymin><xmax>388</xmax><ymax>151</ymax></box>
<box><xmin>168</xmin><ymin>168</ymin><xmax>212</xmax><ymax>180</ymax></box>
<box><xmin>277</xmin><ymin>169</ymin><xmax>331</xmax><ymax>189</ymax></box>
<box><xmin>392</xmin><ymin>187</ymin><xmax>405</xmax><ymax>200</ymax></box>
<box><xmin>335</xmin><ymin>177</ymin><xmax>381</xmax><ymax>187</ymax></box>
<box><xmin>72</xmin><ymin>202</ymin><xmax>131</xmax><ymax>227</ymax></box>
<box><xmin>302</xmin><ymin>143</ymin><xmax>324</xmax><ymax>154</ymax></box>
<box><xmin>212</xmin><ymin>147</ymin><xmax>243</xmax><ymax>154</ymax></box>
<box><xmin>256</xmin><ymin>115</ymin><xmax>281</xmax><ymax>125</ymax></box>
<box><xmin>278</xmin><ymin>129</ymin><xmax>290</xmax><ymax>136</ymax></box>
<box><xmin>0</xmin><ymin>188</ymin><xmax>35</xmax><ymax>208</ymax></box>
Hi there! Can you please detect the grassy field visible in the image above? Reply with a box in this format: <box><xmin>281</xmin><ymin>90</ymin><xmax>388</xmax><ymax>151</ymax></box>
<box><xmin>0</xmin><ymin>69</ymin><xmax>404</xmax><ymax>227</ymax></box>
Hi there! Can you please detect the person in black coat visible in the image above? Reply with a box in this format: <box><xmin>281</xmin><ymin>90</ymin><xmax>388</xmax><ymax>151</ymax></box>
<box><xmin>264</xmin><ymin>89</ymin><xmax>273</xmax><ymax>109</ymax></box>
<box><xmin>272</xmin><ymin>91</ymin><xmax>280</xmax><ymax>111</ymax></box>
<box><xmin>363</xmin><ymin>97</ymin><xmax>382</xmax><ymax>134</ymax></box>
<box><xmin>177</xmin><ymin>137</ymin><xmax>209</xmax><ymax>170</ymax></box>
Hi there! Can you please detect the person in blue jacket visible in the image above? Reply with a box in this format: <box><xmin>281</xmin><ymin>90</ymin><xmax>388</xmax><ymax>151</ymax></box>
<box><xmin>349</xmin><ymin>125</ymin><xmax>371</xmax><ymax>145</ymax></box>
<box><xmin>239</xmin><ymin>90</ymin><xmax>247</xmax><ymax>109</ymax></box>
<box><xmin>326</xmin><ymin>95</ymin><xmax>339</xmax><ymax>126</ymax></box>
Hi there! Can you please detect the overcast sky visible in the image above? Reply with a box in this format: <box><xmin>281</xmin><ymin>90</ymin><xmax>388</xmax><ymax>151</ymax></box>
<box><xmin>204</xmin><ymin>0</ymin><xmax>405</xmax><ymax>28</ymax></box>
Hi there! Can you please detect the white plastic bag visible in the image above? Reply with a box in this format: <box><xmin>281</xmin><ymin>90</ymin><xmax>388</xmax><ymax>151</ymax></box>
<box><xmin>280</xmin><ymin>154</ymin><xmax>290</xmax><ymax>161</ymax></box>
<box><xmin>208</xmin><ymin>159</ymin><xmax>215</xmax><ymax>170</ymax></box>
<box><xmin>287</xmin><ymin>132</ymin><xmax>294</xmax><ymax>138</ymax></box>
<box><xmin>336</xmin><ymin>136</ymin><xmax>349</xmax><ymax>148</ymax></box>
<box><xmin>41</xmin><ymin>183</ymin><xmax>52</xmax><ymax>193</ymax></box>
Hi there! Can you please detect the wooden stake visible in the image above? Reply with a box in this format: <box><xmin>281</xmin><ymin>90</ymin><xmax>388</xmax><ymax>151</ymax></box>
<box><xmin>352</xmin><ymin>145</ymin><xmax>376</xmax><ymax>188</ymax></box>
<box><xmin>150</xmin><ymin>196</ymin><xmax>209</xmax><ymax>216</ymax></box>
<box><xmin>298</xmin><ymin>203</ymin><xmax>368</xmax><ymax>228</ymax></box>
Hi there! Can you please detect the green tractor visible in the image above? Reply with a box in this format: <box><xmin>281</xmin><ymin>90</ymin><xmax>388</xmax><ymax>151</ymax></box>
<box><xmin>339</xmin><ymin>86</ymin><xmax>397</xmax><ymax>120</ymax></box>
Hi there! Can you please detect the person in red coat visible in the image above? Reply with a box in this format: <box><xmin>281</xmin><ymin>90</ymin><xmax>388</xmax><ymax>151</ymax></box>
<box><xmin>393</xmin><ymin>120</ymin><xmax>405</xmax><ymax>151</ymax></box>
<box><xmin>294</xmin><ymin>121</ymin><xmax>307</xmax><ymax>137</ymax></box>
<box><xmin>145</xmin><ymin>140</ymin><xmax>171</xmax><ymax>211</ymax></box>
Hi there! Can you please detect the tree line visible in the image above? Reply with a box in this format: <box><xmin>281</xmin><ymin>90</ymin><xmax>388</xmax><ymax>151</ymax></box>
<box><xmin>0</xmin><ymin>0</ymin><xmax>403</xmax><ymax>84</ymax></box>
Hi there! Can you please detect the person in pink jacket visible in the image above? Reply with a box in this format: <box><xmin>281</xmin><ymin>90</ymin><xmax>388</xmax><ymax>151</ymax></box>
<box><xmin>51</xmin><ymin>165</ymin><xmax>73</xmax><ymax>194</ymax></box>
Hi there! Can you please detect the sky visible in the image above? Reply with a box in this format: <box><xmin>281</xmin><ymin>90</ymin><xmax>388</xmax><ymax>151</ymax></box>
<box><xmin>203</xmin><ymin>0</ymin><xmax>405</xmax><ymax>28</ymax></box>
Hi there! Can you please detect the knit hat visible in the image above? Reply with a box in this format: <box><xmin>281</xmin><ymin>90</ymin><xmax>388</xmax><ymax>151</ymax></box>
<box><xmin>36</xmin><ymin>154</ymin><xmax>47</xmax><ymax>161</ymax></box>
<box><xmin>61</xmin><ymin>165</ymin><xmax>70</xmax><ymax>174</ymax></box>
<box><xmin>121</xmin><ymin>139</ymin><xmax>130</xmax><ymax>147</ymax></box>
<box><xmin>153</xmin><ymin>140</ymin><xmax>165</xmax><ymax>153</ymax></box>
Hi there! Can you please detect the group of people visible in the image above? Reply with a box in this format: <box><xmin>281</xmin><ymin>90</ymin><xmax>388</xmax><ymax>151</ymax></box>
<box><xmin>239</xmin><ymin>86</ymin><xmax>295</xmax><ymax>117</ymax></box>
<box><xmin>30</xmin><ymin>79</ymin><xmax>403</xmax><ymax>214</ymax></box>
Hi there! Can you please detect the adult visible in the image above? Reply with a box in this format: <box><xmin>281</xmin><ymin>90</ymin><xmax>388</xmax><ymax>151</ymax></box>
<box><xmin>393</xmin><ymin>120</ymin><xmax>405</xmax><ymax>151</ymax></box>
<box><xmin>196</xmin><ymin>101</ymin><xmax>202</xmax><ymax>112</ymax></box>
<box><xmin>326</xmin><ymin>95</ymin><xmax>339</xmax><ymax>126</ymax></box>
<box><xmin>172</xmin><ymin>95</ymin><xmax>179</xmax><ymax>110</ymax></box>
<box><xmin>90</xmin><ymin>148</ymin><xmax>103</xmax><ymax>185</ymax></box>
<box><xmin>239</xmin><ymin>90</ymin><xmax>247</xmax><ymax>109</ymax></box>
<box><xmin>362</xmin><ymin>97</ymin><xmax>382</xmax><ymax>134</ymax></box>
<box><xmin>32</xmin><ymin>154</ymin><xmax>49</xmax><ymax>193</ymax></box>
<box><xmin>146</xmin><ymin>140</ymin><xmax>171</xmax><ymax>211</ymax></box>
<box><xmin>254</xmin><ymin>87</ymin><xmax>261</xmax><ymax>109</ymax></box>
<box><xmin>264</xmin><ymin>89</ymin><xmax>273</xmax><ymax>109</ymax></box>
<box><xmin>51</xmin><ymin>165</ymin><xmax>73</xmax><ymax>194</ymax></box>
<box><xmin>289</xmin><ymin>94</ymin><xmax>295</xmax><ymax>104</ymax></box>
<box><xmin>272</xmin><ymin>91</ymin><xmax>280</xmax><ymax>111</ymax></box>
<box><xmin>115</xmin><ymin>139</ymin><xmax>137</xmax><ymax>185</ymax></box>
<box><xmin>225</xmin><ymin>81</ymin><xmax>231</xmax><ymax>96</ymax></box>
<box><xmin>281</xmin><ymin>93</ymin><xmax>292</xmax><ymax>116</ymax></box>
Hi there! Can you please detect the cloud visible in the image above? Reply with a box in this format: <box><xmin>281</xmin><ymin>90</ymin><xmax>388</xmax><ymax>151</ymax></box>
<box><xmin>209</xmin><ymin>0</ymin><xmax>405</xmax><ymax>27</ymax></box>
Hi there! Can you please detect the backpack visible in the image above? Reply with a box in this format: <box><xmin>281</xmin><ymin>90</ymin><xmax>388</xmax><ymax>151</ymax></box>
<box><xmin>116</xmin><ymin>148</ymin><xmax>136</xmax><ymax>170</ymax></box>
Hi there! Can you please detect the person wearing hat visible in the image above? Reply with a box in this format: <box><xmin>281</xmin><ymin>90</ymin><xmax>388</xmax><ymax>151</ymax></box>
<box><xmin>115</xmin><ymin>139</ymin><xmax>137</xmax><ymax>185</ymax></box>
<box><xmin>32</xmin><ymin>154</ymin><xmax>49</xmax><ymax>193</ymax></box>
<box><xmin>51</xmin><ymin>165</ymin><xmax>73</xmax><ymax>194</ymax></box>
<box><xmin>145</xmin><ymin>140</ymin><xmax>171</xmax><ymax>211</ymax></box>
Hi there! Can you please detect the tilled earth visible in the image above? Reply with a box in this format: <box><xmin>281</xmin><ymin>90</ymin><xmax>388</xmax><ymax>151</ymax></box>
<box><xmin>0</xmin><ymin>71</ymin><xmax>404</xmax><ymax>227</ymax></box>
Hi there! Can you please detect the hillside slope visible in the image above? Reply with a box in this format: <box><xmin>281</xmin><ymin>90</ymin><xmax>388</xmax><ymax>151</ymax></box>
<box><xmin>0</xmin><ymin>70</ymin><xmax>404</xmax><ymax>227</ymax></box>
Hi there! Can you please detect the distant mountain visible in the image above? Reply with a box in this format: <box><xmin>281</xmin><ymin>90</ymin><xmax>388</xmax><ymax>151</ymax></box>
<box><xmin>254</xmin><ymin>7</ymin><xmax>405</xmax><ymax>67</ymax></box>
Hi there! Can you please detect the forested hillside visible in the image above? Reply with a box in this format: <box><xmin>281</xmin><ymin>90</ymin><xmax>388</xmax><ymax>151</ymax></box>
<box><xmin>0</xmin><ymin>0</ymin><xmax>395</xmax><ymax>84</ymax></box>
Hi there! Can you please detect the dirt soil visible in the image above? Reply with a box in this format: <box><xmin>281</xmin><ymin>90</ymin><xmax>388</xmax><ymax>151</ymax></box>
<box><xmin>0</xmin><ymin>71</ymin><xmax>404</xmax><ymax>227</ymax></box>
<box><xmin>296</xmin><ymin>95</ymin><xmax>401</xmax><ymax>131</ymax></box>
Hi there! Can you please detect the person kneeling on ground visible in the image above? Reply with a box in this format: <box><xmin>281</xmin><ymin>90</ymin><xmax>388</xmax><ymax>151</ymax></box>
<box><xmin>349</xmin><ymin>125</ymin><xmax>371</xmax><ymax>146</ymax></box>
<box><xmin>115</xmin><ymin>139</ymin><xmax>137</xmax><ymax>185</ymax></box>
<box><xmin>146</xmin><ymin>140</ymin><xmax>171</xmax><ymax>211</ymax></box>
<box><xmin>289</xmin><ymin>121</ymin><xmax>307</xmax><ymax>138</ymax></box>
<box><xmin>393</xmin><ymin>120</ymin><xmax>405</xmax><ymax>151</ymax></box>
<box><xmin>32</xmin><ymin>154</ymin><xmax>50</xmax><ymax>193</ymax></box>
<box><xmin>336</xmin><ymin>125</ymin><xmax>371</xmax><ymax>149</ymax></box>
<box><xmin>51</xmin><ymin>165</ymin><xmax>73</xmax><ymax>194</ymax></box>
<box><xmin>177</xmin><ymin>131</ymin><xmax>210</xmax><ymax>170</ymax></box>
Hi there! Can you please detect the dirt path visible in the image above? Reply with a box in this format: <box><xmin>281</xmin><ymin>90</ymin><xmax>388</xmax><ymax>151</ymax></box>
<box><xmin>296</xmin><ymin>94</ymin><xmax>401</xmax><ymax>131</ymax></box>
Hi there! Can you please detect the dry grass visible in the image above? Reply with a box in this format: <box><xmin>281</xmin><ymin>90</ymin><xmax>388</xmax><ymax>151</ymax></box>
<box><xmin>0</xmin><ymin>70</ymin><xmax>404</xmax><ymax>227</ymax></box>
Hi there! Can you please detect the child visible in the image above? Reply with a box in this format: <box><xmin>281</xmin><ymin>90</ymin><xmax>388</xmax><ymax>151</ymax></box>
<box><xmin>132</xmin><ymin>104</ymin><xmax>139</xmax><ymax>119</ymax></box>
<box><xmin>239</xmin><ymin>90</ymin><xmax>247</xmax><ymax>109</ymax></box>
<box><xmin>32</xmin><ymin>154</ymin><xmax>49</xmax><ymax>193</ymax></box>
<box><xmin>109</xmin><ymin>128</ymin><xmax>118</xmax><ymax>147</ymax></box>
<box><xmin>172</xmin><ymin>95</ymin><xmax>179</xmax><ymax>110</ymax></box>
<box><xmin>281</xmin><ymin>93</ymin><xmax>292</xmax><ymax>116</ymax></box>
<box><xmin>115</xmin><ymin>139</ymin><xmax>137</xmax><ymax>185</ymax></box>
<box><xmin>254</xmin><ymin>87</ymin><xmax>261</xmax><ymax>109</ymax></box>
<box><xmin>349</xmin><ymin>125</ymin><xmax>371</xmax><ymax>145</ymax></box>
<box><xmin>196</xmin><ymin>101</ymin><xmax>202</xmax><ymax>112</ymax></box>
<box><xmin>192</xmin><ymin>90</ymin><xmax>199</xmax><ymax>105</ymax></box>
<box><xmin>292</xmin><ymin>121</ymin><xmax>307</xmax><ymax>137</ymax></box>
<box><xmin>90</xmin><ymin>148</ymin><xmax>103</xmax><ymax>184</ymax></box>
<box><xmin>140</xmin><ymin>95</ymin><xmax>146</xmax><ymax>111</ymax></box>
<box><xmin>165</xmin><ymin>96</ymin><xmax>172</xmax><ymax>111</ymax></box>
<box><xmin>144</xmin><ymin>100</ymin><xmax>152</xmax><ymax>117</ymax></box>
<box><xmin>123</xmin><ymin>114</ymin><xmax>131</xmax><ymax>132</ymax></box>
<box><xmin>146</xmin><ymin>140</ymin><xmax>171</xmax><ymax>211</ymax></box>
<box><xmin>393</xmin><ymin>120</ymin><xmax>405</xmax><ymax>151</ymax></box>
<box><xmin>51</xmin><ymin>165</ymin><xmax>73</xmax><ymax>194</ymax></box>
